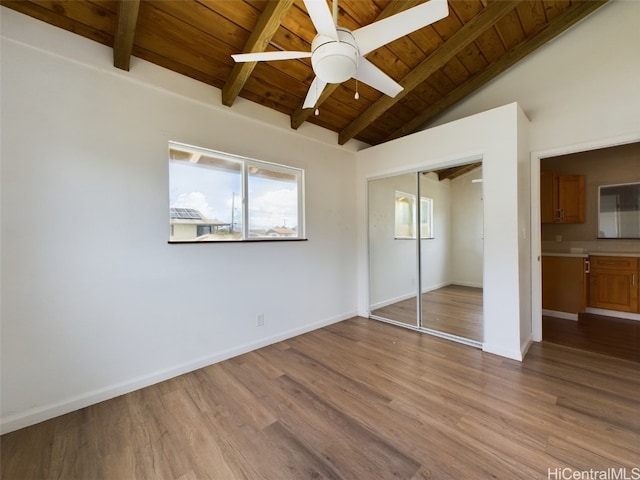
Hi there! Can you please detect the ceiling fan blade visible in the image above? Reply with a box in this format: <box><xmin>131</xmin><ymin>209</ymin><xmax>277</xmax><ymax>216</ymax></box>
<box><xmin>353</xmin><ymin>0</ymin><xmax>449</xmax><ymax>56</ymax></box>
<box><xmin>303</xmin><ymin>77</ymin><xmax>328</xmax><ymax>109</ymax></box>
<box><xmin>232</xmin><ymin>51</ymin><xmax>312</xmax><ymax>63</ymax></box>
<box><xmin>355</xmin><ymin>58</ymin><xmax>403</xmax><ymax>98</ymax></box>
<box><xmin>303</xmin><ymin>0</ymin><xmax>338</xmax><ymax>40</ymax></box>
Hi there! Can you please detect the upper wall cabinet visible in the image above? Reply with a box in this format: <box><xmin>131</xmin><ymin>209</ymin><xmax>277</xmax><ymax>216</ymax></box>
<box><xmin>541</xmin><ymin>171</ymin><xmax>585</xmax><ymax>224</ymax></box>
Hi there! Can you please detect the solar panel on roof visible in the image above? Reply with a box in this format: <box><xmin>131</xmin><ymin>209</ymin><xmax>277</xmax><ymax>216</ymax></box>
<box><xmin>170</xmin><ymin>207</ymin><xmax>203</xmax><ymax>220</ymax></box>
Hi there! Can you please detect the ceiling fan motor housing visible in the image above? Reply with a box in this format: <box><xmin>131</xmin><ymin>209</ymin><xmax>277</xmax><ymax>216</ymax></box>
<box><xmin>311</xmin><ymin>28</ymin><xmax>359</xmax><ymax>84</ymax></box>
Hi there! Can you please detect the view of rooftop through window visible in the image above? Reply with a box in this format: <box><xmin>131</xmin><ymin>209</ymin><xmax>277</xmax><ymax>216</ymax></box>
<box><xmin>169</xmin><ymin>143</ymin><xmax>304</xmax><ymax>242</ymax></box>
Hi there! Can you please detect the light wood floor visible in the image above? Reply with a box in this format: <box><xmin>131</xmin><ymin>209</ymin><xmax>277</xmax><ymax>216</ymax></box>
<box><xmin>371</xmin><ymin>284</ymin><xmax>483</xmax><ymax>341</ymax></box>
<box><xmin>2</xmin><ymin>317</ymin><xmax>639</xmax><ymax>480</ymax></box>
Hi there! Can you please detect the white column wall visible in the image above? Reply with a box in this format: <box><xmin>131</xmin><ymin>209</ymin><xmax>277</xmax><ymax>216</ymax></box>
<box><xmin>357</xmin><ymin>103</ymin><xmax>530</xmax><ymax>361</ymax></box>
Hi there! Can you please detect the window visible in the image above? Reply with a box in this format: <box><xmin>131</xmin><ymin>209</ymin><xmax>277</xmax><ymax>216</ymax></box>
<box><xmin>395</xmin><ymin>192</ymin><xmax>414</xmax><ymax>239</ymax></box>
<box><xmin>169</xmin><ymin>142</ymin><xmax>304</xmax><ymax>242</ymax></box>
<box><xmin>420</xmin><ymin>197</ymin><xmax>434</xmax><ymax>239</ymax></box>
<box><xmin>394</xmin><ymin>191</ymin><xmax>434</xmax><ymax>239</ymax></box>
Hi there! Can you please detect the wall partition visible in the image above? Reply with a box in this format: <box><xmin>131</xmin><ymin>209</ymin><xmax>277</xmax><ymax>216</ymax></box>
<box><xmin>369</xmin><ymin>163</ymin><xmax>484</xmax><ymax>346</ymax></box>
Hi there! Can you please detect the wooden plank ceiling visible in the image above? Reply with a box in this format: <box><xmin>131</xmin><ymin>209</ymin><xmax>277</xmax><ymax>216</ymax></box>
<box><xmin>1</xmin><ymin>0</ymin><xmax>608</xmax><ymax>146</ymax></box>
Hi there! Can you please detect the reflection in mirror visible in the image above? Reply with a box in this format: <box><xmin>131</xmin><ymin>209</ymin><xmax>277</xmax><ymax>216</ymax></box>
<box><xmin>369</xmin><ymin>173</ymin><xmax>418</xmax><ymax>327</ymax></box>
<box><xmin>420</xmin><ymin>166</ymin><xmax>484</xmax><ymax>342</ymax></box>
<box><xmin>368</xmin><ymin>162</ymin><xmax>484</xmax><ymax>344</ymax></box>
<box><xmin>598</xmin><ymin>182</ymin><xmax>640</xmax><ymax>239</ymax></box>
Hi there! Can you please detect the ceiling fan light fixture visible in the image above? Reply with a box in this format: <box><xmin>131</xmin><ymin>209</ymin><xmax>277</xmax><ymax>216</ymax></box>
<box><xmin>311</xmin><ymin>29</ymin><xmax>358</xmax><ymax>84</ymax></box>
<box><xmin>233</xmin><ymin>0</ymin><xmax>450</xmax><ymax>113</ymax></box>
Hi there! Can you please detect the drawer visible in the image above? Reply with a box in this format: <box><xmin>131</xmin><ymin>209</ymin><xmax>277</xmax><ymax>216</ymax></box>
<box><xmin>590</xmin><ymin>256</ymin><xmax>638</xmax><ymax>271</ymax></box>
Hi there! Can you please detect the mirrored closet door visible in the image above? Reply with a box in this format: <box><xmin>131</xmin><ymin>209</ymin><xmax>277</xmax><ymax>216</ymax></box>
<box><xmin>368</xmin><ymin>163</ymin><xmax>484</xmax><ymax>346</ymax></box>
<box><xmin>369</xmin><ymin>173</ymin><xmax>419</xmax><ymax>328</ymax></box>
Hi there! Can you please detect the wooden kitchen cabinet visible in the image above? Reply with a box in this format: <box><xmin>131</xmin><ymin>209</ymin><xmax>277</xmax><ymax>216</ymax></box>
<box><xmin>540</xmin><ymin>171</ymin><xmax>555</xmax><ymax>224</ymax></box>
<box><xmin>542</xmin><ymin>255</ymin><xmax>588</xmax><ymax>314</ymax></box>
<box><xmin>588</xmin><ymin>256</ymin><xmax>639</xmax><ymax>313</ymax></box>
<box><xmin>541</xmin><ymin>172</ymin><xmax>585</xmax><ymax>224</ymax></box>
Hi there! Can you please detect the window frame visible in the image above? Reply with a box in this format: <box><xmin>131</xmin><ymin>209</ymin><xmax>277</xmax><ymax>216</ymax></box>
<box><xmin>394</xmin><ymin>191</ymin><xmax>434</xmax><ymax>240</ymax></box>
<box><xmin>419</xmin><ymin>196</ymin><xmax>434</xmax><ymax>239</ymax></box>
<box><xmin>169</xmin><ymin>141</ymin><xmax>306</xmax><ymax>243</ymax></box>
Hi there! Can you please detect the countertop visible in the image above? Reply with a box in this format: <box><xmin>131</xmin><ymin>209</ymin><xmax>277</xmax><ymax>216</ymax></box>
<box><xmin>542</xmin><ymin>251</ymin><xmax>640</xmax><ymax>258</ymax></box>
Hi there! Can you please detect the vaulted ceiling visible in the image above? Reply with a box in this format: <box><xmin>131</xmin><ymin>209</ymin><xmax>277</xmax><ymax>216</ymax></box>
<box><xmin>1</xmin><ymin>0</ymin><xmax>608</xmax><ymax>146</ymax></box>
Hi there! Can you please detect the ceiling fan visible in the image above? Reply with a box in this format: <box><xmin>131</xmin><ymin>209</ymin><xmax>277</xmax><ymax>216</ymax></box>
<box><xmin>231</xmin><ymin>0</ymin><xmax>449</xmax><ymax>112</ymax></box>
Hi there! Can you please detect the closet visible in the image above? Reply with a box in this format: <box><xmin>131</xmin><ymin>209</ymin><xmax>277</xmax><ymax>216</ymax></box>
<box><xmin>368</xmin><ymin>163</ymin><xmax>484</xmax><ymax>346</ymax></box>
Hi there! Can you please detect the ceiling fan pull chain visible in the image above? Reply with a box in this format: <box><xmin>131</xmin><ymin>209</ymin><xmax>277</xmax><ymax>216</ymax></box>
<box><xmin>233</xmin><ymin>0</ymin><xmax>449</xmax><ymax>115</ymax></box>
<box><xmin>354</xmin><ymin>69</ymin><xmax>359</xmax><ymax>100</ymax></box>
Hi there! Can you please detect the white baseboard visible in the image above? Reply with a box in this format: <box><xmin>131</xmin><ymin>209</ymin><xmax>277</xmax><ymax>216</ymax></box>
<box><xmin>542</xmin><ymin>308</ymin><xmax>640</xmax><ymax>323</ymax></box>
<box><xmin>451</xmin><ymin>281</ymin><xmax>483</xmax><ymax>289</ymax></box>
<box><xmin>370</xmin><ymin>292</ymin><xmax>416</xmax><ymax>311</ymax></box>
<box><xmin>0</xmin><ymin>312</ymin><xmax>355</xmax><ymax>435</ymax></box>
<box><xmin>520</xmin><ymin>334</ymin><xmax>533</xmax><ymax>359</ymax></box>
<box><xmin>422</xmin><ymin>281</ymin><xmax>452</xmax><ymax>294</ymax></box>
<box><xmin>542</xmin><ymin>309</ymin><xmax>578</xmax><ymax>321</ymax></box>
<box><xmin>482</xmin><ymin>342</ymin><xmax>523</xmax><ymax>361</ymax></box>
<box><xmin>370</xmin><ymin>282</ymin><xmax>458</xmax><ymax>310</ymax></box>
<box><xmin>585</xmin><ymin>307</ymin><xmax>640</xmax><ymax>322</ymax></box>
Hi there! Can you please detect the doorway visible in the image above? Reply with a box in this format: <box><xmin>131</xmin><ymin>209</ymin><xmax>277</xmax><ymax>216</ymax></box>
<box><xmin>368</xmin><ymin>161</ymin><xmax>484</xmax><ymax>346</ymax></box>
<box><xmin>532</xmin><ymin>139</ymin><xmax>640</xmax><ymax>362</ymax></box>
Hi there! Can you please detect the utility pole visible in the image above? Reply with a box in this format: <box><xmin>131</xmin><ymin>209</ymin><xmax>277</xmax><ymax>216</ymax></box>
<box><xmin>230</xmin><ymin>192</ymin><xmax>236</xmax><ymax>233</ymax></box>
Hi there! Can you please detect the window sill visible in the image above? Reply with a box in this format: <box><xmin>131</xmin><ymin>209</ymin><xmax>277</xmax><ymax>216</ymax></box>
<box><xmin>168</xmin><ymin>238</ymin><xmax>309</xmax><ymax>244</ymax></box>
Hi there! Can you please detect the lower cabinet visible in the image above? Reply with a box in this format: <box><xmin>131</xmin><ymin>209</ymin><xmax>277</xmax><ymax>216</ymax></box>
<box><xmin>588</xmin><ymin>256</ymin><xmax>639</xmax><ymax>313</ymax></box>
<box><xmin>542</xmin><ymin>256</ymin><xmax>588</xmax><ymax>314</ymax></box>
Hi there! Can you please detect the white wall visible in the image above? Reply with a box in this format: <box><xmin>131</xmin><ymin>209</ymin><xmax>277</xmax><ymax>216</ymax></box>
<box><xmin>357</xmin><ymin>103</ymin><xmax>530</xmax><ymax>361</ymax></box>
<box><xmin>419</xmin><ymin>173</ymin><xmax>452</xmax><ymax>292</ymax></box>
<box><xmin>0</xmin><ymin>9</ymin><xmax>359</xmax><ymax>433</ymax></box>
<box><xmin>450</xmin><ymin>167</ymin><xmax>483</xmax><ymax>287</ymax></box>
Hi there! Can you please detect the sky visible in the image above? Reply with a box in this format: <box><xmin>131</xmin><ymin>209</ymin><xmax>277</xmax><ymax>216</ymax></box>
<box><xmin>169</xmin><ymin>161</ymin><xmax>298</xmax><ymax>231</ymax></box>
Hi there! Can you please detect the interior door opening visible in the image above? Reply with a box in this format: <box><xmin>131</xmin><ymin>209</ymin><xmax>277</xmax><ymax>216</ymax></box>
<box><xmin>537</xmin><ymin>141</ymin><xmax>640</xmax><ymax>363</ymax></box>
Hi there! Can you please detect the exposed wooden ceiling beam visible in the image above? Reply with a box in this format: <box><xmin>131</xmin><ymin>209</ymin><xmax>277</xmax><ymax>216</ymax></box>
<box><xmin>338</xmin><ymin>0</ymin><xmax>520</xmax><ymax>145</ymax></box>
<box><xmin>113</xmin><ymin>0</ymin><xmax>140</xmax><ymax>71</ymax></box>
<box><xmin>433</xmin><ymin>162</ymin><xmax>482</xmax><ymax>181</ymax></box>
<box><xmin>222</xmin><ymin>0</ymin><xmax>294</xmax><ymax>107</ymax></box>
<box><xmin>290</xmin><ymin>0</ymin><xmax>421</xmax><ymax>130</ymax></box>
<box><xmin>384</xmin><ymin>0</ymin><xmax>609</xmax><ymax>143</ymax></box>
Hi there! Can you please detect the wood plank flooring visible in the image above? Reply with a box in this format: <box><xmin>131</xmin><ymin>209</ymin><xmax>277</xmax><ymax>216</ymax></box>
<box><xmin>371</xmin><ymin>285</ymin><xmax>483</xmax><ymax>341</ymax></box>
<box><xmin>543</xmin><ymin>314</ymin><xmax>640</xmax><ymax>363</ymax></box>
<box><xmin>2</xmin><ymin>317</ymin><xmax>639</xmax><ymax>480</ymax></box>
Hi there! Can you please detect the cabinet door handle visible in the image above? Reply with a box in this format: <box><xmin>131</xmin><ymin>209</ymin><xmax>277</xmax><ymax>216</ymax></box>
<box><xmin>585</xmin><ymin>260</ymin><xmax>590</xmax><ymax>274</ymax></box>
<box><xmin>633</xmin><ymin>273</ymin><xmax>636</xmax><ymax>287</ymax></box>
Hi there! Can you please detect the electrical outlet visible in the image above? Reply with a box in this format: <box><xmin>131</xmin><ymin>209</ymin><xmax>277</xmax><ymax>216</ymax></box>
<box><xmin>256</xmin><ymin>314</ymin><xmax>265</xmax><ymax>327</ymax></box>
